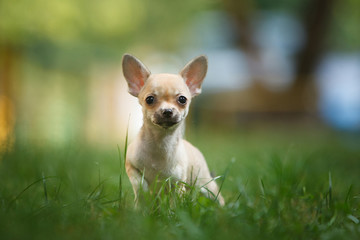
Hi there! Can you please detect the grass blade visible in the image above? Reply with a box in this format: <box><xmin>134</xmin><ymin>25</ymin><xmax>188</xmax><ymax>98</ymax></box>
<box><xmin>42</xmin><ymin>172</ymin><xmax>48</xmax><ymax>204</ymax></box>
<box><xmin>7</xmin><ymin>176</ymin><xmax>57</xmax><ymax>211</ymax></box>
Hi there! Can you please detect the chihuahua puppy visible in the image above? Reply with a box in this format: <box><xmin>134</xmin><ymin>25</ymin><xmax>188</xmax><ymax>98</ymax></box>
<box><xmin>122</xmin><ymin>54</ymin><xmax>225</xmax><ymax>206</ymax></box>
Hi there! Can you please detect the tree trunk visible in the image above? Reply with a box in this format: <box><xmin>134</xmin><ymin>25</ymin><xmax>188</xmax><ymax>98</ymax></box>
<box><xmin>296</xmin><ymin>0</ymin><xmax>335</xmax><ymax>79</ymax></box>
<box><xmin>222</xmin><ymin>0</ymin><xmax>335</xmax><ymax>112</ymax></box>
<box><xmin>0</xmin><ymin>44</ymin><xmax>17</xmax><ymax>150</ymax></box>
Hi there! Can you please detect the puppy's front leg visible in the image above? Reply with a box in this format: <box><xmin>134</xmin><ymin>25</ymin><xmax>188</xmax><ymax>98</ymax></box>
<box><xmin>125</xmin><ymin>161</ymin><xmax>148</xmax><ymax>207</ymax></box>
<box><xmin>201</xmin><ymin>180</ymin><xmax>225</xmax><ymax>206</ymax></box>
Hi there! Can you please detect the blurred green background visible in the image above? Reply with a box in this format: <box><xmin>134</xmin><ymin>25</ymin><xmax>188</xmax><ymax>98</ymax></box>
<box><xmin>1</xmin><ymin>1</ymin><xmax>360</xmax><ymax>239</ymax></box>
<box><xmin>1</xmin><ymin>0</ymin><xmax>359</xmax><ymax>149</ymax></box>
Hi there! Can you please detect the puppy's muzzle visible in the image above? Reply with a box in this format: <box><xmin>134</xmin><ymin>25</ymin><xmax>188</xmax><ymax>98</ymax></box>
<box><xmin>154</xmin><ymin>108</ymin><xmax>180</xmax><ymax>128</ymax></box>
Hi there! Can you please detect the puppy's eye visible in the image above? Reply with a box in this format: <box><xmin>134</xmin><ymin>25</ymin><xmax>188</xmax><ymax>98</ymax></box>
<box><xmin>145</xmin><ymin>96</ymin><xmax>155</xmax><ymax>105</ymax></box>
<box><xmin>178</xmin><ymin>96</ymin><xmax>187</xmax><ymax>105</ymax></box>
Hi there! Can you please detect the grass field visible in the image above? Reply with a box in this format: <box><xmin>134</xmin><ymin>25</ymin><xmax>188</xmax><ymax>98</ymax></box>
<box><xmin>1</xmin><ymin>123</ymin><xmax>359</xmax><ymax>239</ymax></box>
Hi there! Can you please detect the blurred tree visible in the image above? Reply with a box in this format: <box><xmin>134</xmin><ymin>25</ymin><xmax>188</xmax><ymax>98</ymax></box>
<box><xmin>295</xmin><ymin>0</ymin><xmax>335</xmax><ymax>87</ymax></box>
<box><xmin>0</xmin><ymin>0</ymin><xmax>210</xmax><ymax>68</ymax></box>
<box><xmin>0</xmin><ymin>0</ymin><xmax>212</xmax><ymax>146</ymax></box>
<box><xmin>222</xmin><ymin>0</ymin><xmax>359</xmax><ymax>112</ymax></box>
<box><xmin>0</xmin><ymin>46</ymin><xmax>16</xmax><ymax>150</ymax></box>
<box><xmin>0</xmin><ymin>0</ymin><xmax>135</xmax><ymax>147</ymax></box>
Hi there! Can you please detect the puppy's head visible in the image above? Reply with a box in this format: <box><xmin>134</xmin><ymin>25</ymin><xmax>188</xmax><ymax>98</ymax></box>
<box><xmin>122</xmin><ymin>54</ymin><xmax>207</xmax><ymax>129</ymax></box>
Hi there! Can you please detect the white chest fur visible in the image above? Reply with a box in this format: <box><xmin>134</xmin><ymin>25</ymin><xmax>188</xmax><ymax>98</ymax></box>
<box><xmin>131</xmin><ymin>133</ymin><xmax>188</xmax><ymax>185</ymax></box>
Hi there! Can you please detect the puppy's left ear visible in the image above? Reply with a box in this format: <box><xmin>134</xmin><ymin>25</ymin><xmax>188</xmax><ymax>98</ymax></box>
<box><xmin>180</xmin><ymin>55</ymin><xmax>208</xmax><ymax>97</ymax></box>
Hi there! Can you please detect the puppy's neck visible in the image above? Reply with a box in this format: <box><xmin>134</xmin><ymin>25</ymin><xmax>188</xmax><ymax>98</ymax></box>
<box><xmin>140</xmin><ymin>119</ymin><xmax>184</xmax><ymax>158</ymax></box>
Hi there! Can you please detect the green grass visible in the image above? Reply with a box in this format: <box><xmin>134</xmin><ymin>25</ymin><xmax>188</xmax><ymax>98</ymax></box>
<box><xmin>1</xmin><ymin>125</ymin><xmax>360</xmax><ymax>239</ymax></box>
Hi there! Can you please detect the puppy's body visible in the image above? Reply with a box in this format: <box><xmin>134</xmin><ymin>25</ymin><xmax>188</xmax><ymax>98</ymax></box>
<box><xmin>123</xmin><ymin>56</ymin><xmax>224</xmax><ymax>206</ymax></box>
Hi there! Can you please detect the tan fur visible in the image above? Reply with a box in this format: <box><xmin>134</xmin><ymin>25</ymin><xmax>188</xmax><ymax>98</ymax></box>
<box><xmin>122</xmin><ymin>54</ymin><xmax>225</xmax><ymax>206</ymax></box>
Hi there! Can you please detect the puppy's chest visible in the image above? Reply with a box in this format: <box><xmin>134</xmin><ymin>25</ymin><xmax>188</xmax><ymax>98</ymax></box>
<box><xmin>136</xmin><ymin>154</ymin><xmax>185</xmax><ymax>182</ymax></box>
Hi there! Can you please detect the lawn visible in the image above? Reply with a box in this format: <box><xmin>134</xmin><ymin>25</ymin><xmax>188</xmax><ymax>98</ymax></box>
<box><xmin>1</xmin><ymin>123</ymin><xmax>359</xmax><ymax>239</ymax></box>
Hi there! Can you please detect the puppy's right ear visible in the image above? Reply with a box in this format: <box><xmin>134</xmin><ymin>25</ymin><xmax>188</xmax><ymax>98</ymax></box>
<box><xmin>122</xmin><ymin>54</ymin><xmax>151</xmax><ymax>97</ymax></box>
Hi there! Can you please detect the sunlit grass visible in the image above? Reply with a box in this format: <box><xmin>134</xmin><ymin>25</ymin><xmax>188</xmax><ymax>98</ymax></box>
<box><xmin>0</xmin><ymin>125</ymin><xmax>359</xmax><ymax>239</ymax></box>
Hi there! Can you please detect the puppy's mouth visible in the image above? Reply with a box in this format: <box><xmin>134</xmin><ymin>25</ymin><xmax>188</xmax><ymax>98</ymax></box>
<box><xmin>152</xmin><ymin>112</ymin><xmax>181</xmax><ymax>129</ymax></box>
<box><xmin>153</xmin><ymin>118</ymin><xmax>180</xmax><ymax>129</ymax></box>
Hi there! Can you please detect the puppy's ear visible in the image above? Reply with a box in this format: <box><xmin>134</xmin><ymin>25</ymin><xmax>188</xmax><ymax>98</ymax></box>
<box><xmin>122</xmin><ymin>54</ymin><xmax>151</xmax><ymax>97</ymax></box>
<box><xmin>180</xmin><ymin>55</ymin><xmax>208</xmax><ymax>97</ymax></box>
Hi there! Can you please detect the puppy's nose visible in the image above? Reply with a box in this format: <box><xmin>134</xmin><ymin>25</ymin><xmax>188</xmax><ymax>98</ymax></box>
<box><xmin>162</xmin><ymin>108</ymin><xmax>173</xmax><ymax>118</ymax></box>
